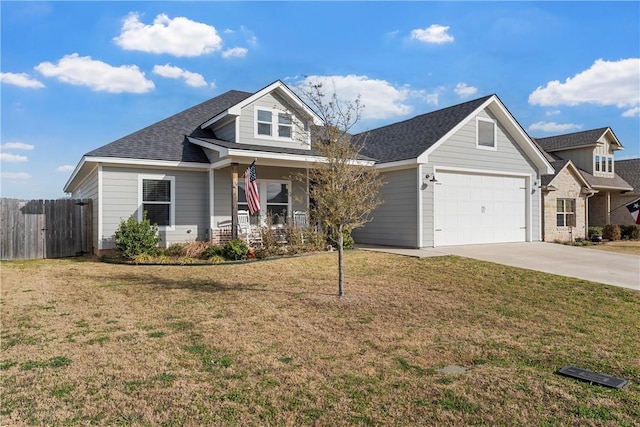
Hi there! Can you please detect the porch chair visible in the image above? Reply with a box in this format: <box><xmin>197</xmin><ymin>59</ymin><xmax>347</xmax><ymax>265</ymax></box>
<box><xmin>238</xmin><ymin>210</ymin><xmax>263</xmax><ymax>247</ymax></box>
<box><xmin>293</xmin><ymin>211</ymin><xmax>308</xmax><ymax>244</ymax></box>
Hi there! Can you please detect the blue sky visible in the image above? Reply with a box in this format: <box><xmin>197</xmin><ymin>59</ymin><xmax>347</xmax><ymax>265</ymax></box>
<box><xmin>1</xmin><ymin>1</ymin><xmax>639</xmax><ymax>199</ymax></box>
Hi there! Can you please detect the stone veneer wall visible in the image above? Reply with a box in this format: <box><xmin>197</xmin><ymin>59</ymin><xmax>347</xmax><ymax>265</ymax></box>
<box><xmin>543</xmin><ymin>167</ymin><xmax>587</xmax><ymax>242</ymax></box>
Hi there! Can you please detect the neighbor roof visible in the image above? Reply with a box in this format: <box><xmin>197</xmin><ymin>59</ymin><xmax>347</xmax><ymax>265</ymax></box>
<box><xmin>615</xmin><ymin>158</ymin><xmax>640</xmax><ymax>192</ymax></box>
<box><xmin>85</xmin><ymin>90</ymin><xmax>253</xmax><ymax>163</ymax></box>
<box><xmin>356</xmin><ymin>95</ymin><xmax>493</xmax><ymax>163</ymax></box>
<box><xmin>535</xmin><ymin>127</ymin><xmax>618</xmax><ymax>152</ymax></box>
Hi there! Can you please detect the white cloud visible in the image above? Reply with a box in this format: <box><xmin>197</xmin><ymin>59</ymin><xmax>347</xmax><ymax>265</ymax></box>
<box><xmin>528</xmin><ymin>121</ymin><xmax>582</xmax><ymax>133</ymax></box>
<box><xmin>56</xmin><ymin>165</ymin><xmax>75</xmax><ymax>172</ymax></box>
<box><xmin>454</xmin><ymin>83</ymin><xmax>478</xmax><ymax>98</ymax></box>
<box><xmin>0</xmin><ymin>153</ymin><xmax>28</xmax><ymax>162</ymax></box>
<box><xmin>622</xmin><ymin>106</ymin><xmax>640</xmax><ymax>118</ymax></box>
<box><xmin>529</xmin><ymin>58</ymin><xmax>640</xmax><ymax>117</ymax></box>
<box><xmin>411</xmin><ymin>25</ymin><xmax>454</xmax><ymax>44</ymax></box>
<box><xmin>222</xmin><ymin>47</ymin><xmax>248</xmax><ymax>59</ymax></box>
<box><xmin>545</xmin><ymin>110</ymin><xmax>561</xmax><ymax>116</ymax></box>
<box><xmin>1</xmin><ymin>172</ymin><xmax>31</xmax><ymax>180</ymax></box>
<box><xmin>297</xmin><ymin>75</ymin><xmax>414</xmax><ymax>120</ymax></box>
<box><xmin>0</xmin><ymin>72</ymin><xmax>45</xmax><ymax>89</ymax></box>
<box><xmin>1</xmin><ymin>142</ymin><xmax>34</xmax><ymax>150</ymax></box>
<box><xmin>35</xmin><ymin>53</ymin><xmax>155</xmax><ymax>93</ymax></box>
<box><xmin>153</xmin><ymin>64</ymin><xmax>209</xmax><ymax>87</ymax></box>
<box><xmin>114</xmin><ymin>12</ymin><xmax>223</xmax><ymax>57</ymax></box>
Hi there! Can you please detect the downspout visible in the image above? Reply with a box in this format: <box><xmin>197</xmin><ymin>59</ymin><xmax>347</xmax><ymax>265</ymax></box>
<box><xmin>584</xmin><ymin>188</ymin><xmax>596</xmax><ymax>233</ymax></box>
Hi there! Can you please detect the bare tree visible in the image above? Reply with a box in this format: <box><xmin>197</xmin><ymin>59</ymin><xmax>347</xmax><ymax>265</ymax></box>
<box><xmin>298</xmin><ymin>81</ymin><xmax>384</xmax><ymax>297</ymax></box>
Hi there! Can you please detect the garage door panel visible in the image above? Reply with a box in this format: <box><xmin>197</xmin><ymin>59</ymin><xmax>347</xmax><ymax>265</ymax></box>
<box><xmin>434</xmin><ymin>172</ymin><xmax>527</xmax><ymax>246</ymax></box>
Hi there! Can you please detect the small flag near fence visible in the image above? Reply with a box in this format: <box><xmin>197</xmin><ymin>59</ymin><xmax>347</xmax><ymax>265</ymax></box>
<box><xmin>625</xmin><ymin>198</ymin><xmax>640</xmax><ymax>224</ymax></box>
<box><xmin>244</xmin><ymin>161</ymin><xmax>261</xmax><ymax>215</ymax></box>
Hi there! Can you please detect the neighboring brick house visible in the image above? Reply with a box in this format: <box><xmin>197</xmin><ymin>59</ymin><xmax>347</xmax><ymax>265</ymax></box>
<box><xmin>539</xmin><ymin>158</ymin><xmax>591</xmax><ymax>242</ymax></box>
<box><xmin>534</xmin><ymin>128</ymin><xmax>636</xmax><ymax>242</ymax></box>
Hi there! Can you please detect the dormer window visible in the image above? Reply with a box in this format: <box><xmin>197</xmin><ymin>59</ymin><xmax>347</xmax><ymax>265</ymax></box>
<box><xmin>595</xmin><ymin>155</ymin><xmax>600</xmax><ymax>172</ymax></box>
<box><xmin>608</xmin><ymin>157</ymin><xmax>613</xmax><ymax>173</ymax></box>
<box><xmin>255</xmin><ymin>108</ymin><xmax>293</xmax><ymax>140</ymax></box>
<box><xmin>476</xmin><ymin>117</ymin><xmax>497</xmax><ymax>150</ymax></box>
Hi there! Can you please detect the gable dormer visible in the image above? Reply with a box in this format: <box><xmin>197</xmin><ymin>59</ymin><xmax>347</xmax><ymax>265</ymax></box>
<box><xmin>199</xmin><ymin>80</ymin><xmax>322</xmax><ymax>151</ymax></box>
<box><xmin>535</xmin><ymin>127</ymin><xmax>623</xmax><ymax>176</ymax></box>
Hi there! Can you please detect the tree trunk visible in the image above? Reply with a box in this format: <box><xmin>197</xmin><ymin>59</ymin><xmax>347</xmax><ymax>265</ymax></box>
<box><xmin>338</xmin><ymin>224</ymin><xmax>344</xmax><ymax>297</ymax></box>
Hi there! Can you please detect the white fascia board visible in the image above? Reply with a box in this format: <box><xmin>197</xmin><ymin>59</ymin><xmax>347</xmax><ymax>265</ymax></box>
<box><xmin>227</xmin><ymin>148</ymin><xmax>374</xmax><ymax>167</ymax></box>
<box><xmin>63</xmin><ymin>156</ymin><xmax>87</xmax><ymax>193</ymax></box>
<box><xmin>374</xmin><ymin>158</ymin><xmax>418</xmax><ymax>171</ymax></box>
<box><xmin>200</xmin><ymin>110</ymin><xmax>230</xmax><ymax>129</ymax></box>
<box><xmin>188</xmin><ymin>137</ymin><xmax>230</xmax><ymax>157</ymax></box>
<box><xmin>81</xmin><ymin>156</ymin><xmax>210</xmax><ymax>170</ymax></box>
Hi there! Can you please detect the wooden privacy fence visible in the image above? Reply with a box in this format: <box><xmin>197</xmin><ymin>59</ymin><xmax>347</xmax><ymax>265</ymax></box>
<box><xmin>0</xmin><ymin>198</ymin><xmax>93</xmax><ymax>260</ymax></box>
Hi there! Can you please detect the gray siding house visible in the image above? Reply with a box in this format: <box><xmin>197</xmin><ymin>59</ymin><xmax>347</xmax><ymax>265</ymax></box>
<box><xmin>353</xmin><ymin>95</ymin><xmax>553</xmax><ymax>247</ymax></box>
<box><xmin>64</xmin><ymin>81</ymin><xmax>553</xmax><ymax>253</ymax></box>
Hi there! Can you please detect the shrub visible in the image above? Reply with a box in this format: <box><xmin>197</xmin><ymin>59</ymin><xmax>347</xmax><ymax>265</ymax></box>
<box><xmin>202</xmin><ymin>244</ymin><xmax>224</xmax><ymax>260</ymax></box>
<box><xmin>223</xmin><ymin>239</ymin><xmax>249</xmax><ymax>261</ymax></box>
<box><xmin>163</xmin><ymin>243</ymin><xmax>185</xmax><ymax>257</ymax></box>
<box><xmin>114</xmin><ymin>213</ymin><xmax>161</xmax><ymax>260</ymax></box>
<box><xmin>328</xmin><ymin>227</ymin><xmax>354</xmax><ymax>249</ymax></box>
<box><xmin>588</xmin><ymin>226</ymin><xmax>603</xmax><ymax>238</ymax></box>
<box><xmin>602</xmin><ymin>224</ymin><xmax>621</xmax><ymax>241</ymax></box>
<box><xmin>181</xmin><ymin>241</ymin><xmax>208</xmax><ymax>258</ymax></box>
<box><xmin>620</xmin><ymin>224</ymin><xmax>640</xmax><ymax>240</ymax></box>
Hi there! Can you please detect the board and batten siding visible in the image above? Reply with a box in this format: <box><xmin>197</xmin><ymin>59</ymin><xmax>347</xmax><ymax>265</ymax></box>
<box><xmin>422</xmin><ymin>109</ymin><xmax>542</xmax><ymax>246</ymax></box>
<box><xmin>352</xmin><ymin>168</ymin><xmax>418</xmax><ymax>247</ymax></box>
<box><xmin>212</xmin><ymin>165</ymin><xmax>308</xmax><ymax>227</ymax></box>
<box><xmin>100</xmin><ymin>166</ymin><xmax>210</xmax><ymax>249</ymax></box>
<box><xmin>236</xmin><ymin>92</ymin><xmax>310</xmax><ymax>150</ymax></box>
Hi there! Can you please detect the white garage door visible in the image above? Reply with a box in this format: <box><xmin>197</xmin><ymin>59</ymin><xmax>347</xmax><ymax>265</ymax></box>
<box><xmin>434</xmin><ymin>171</ymin><xmax>527</xmax><ymax>246</ymax></box>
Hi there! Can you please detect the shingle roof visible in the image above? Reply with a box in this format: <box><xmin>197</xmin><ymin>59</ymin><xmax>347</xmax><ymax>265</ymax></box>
<box><xmin>541</xmin><ymin>158</ymin><xmax>571</xmax><ymax>186</ymax></box>
<box><xmin>578</xmin><ymin>169</ymin><xmax>633</xmax><ymax>191</ymax></box>
<box><xmin>615</xmin><ymin>158</ymin><xmax>640</xmax><ymax>192</ymax></box>
<box><xmin>356</xmin><ymin>95</ymin><xmax>493</xmax><ymax>163</ymax></box>
<box><xmin>86</xmin><ymin>90</ymin><xmax>253</xmax><ymax>162</ymax></box>
<box><xmin>535</xmin><ymin>127</ymin><xmax>611</xmax><ymax>152</ymax></box>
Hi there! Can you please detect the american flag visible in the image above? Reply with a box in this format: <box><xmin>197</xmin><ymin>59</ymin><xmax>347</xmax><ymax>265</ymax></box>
<box><xmin>244</xmin><ymin>161</ymin><xmax>261</xmax><ymax>215</ymax></box>
<box><xmin>625</xmin><ymin>198</ymin><xmax>640</xmax><ymax>224</ymax></box>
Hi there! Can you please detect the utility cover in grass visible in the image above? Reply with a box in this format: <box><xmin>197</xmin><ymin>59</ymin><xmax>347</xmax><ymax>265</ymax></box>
<box><xmin>438</xmin><ymin>365</ymin><xmax>467</xmax><ymax>375</ymax></box>
<box><xmin>557</xmin><ymin>365</ymin><xmax>630</xmax><ymax>389</ymax></box>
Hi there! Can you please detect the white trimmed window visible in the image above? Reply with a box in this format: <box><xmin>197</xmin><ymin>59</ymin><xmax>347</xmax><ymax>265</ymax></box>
<box><xmin>255</xmin><ymin>108</ymin><xmax>293</xmax><ymax>140</ymax></box>
<box><xmin>556</xmin><ymin>199</ymin><xmax>575</xmax><ymax>227</ymax></box>
<box><xmin>138</xmin><ymin>175</ymin><xmax>175</xmax><ymax>230</ymax></box>
<box><xmin>238</xmin><ymin>179</ymin><xmax>291</xmax><ymax>225</ymax></box>
<box><xmin>476</xmin><ymin>117</ymin><xmax>497</xmax><ymax>150</ymax></box>
<box><xmin>595</xmin><ymin>155</ymin><xmax>600</xmax><ymax>172</ymax></box>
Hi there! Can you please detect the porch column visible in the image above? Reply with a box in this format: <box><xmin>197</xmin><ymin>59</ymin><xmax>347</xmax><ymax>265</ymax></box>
<box><xmin>605</xmin><ymin>191</ymin><xmax>611</xmax><ymax>225</ymax></box>
<box><xmin>231</xmin><ymin>163</ymin><xmax>238</xmax><ymax>240</ymax></box>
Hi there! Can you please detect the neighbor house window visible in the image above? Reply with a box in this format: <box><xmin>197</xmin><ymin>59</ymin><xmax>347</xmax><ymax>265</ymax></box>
<box><xmin>608</xmin><ymin>157</ymin><xmax>613</xmax><ymax>173</ymax></box>
<box><xmin>477</xmin><ymin>117</ymin><xmax>496</xmax><ymax>149</ymax></box>
<box><xmin>601</xmin><ymin>156</ymin><xmax>607</xmax><ymax>173</ymax></box>
<box><xmin>557</xmin><ymin>199</ymin><xmax>575</xmax><ymax>227</ymax></box>
<box><xmin>595</xmin><ymin>155</ymin><xmax>600</xmax><ymax>172</ymax></box>
<box><xmin>255</xmin><ymin>108</ymin><xmax>293</xmax><ymax>140</ymax></box>
<box><xmin>139</xmin><ymin>175</ymin><xmax>175</xmax><ymax>229</ymax></box>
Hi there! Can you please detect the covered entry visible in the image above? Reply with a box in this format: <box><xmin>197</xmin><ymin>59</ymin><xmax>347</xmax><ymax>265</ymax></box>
<box><xmin>434</xmin><ymin>171</ymin><xmax>527</xmax><ymax>246</ymax></box>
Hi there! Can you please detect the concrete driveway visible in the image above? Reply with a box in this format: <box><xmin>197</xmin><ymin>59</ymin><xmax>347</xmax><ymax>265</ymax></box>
<box><xmin>358</xmin><ymin>242</ymin><xmax>640</xmax><ymax>291</ymax></box>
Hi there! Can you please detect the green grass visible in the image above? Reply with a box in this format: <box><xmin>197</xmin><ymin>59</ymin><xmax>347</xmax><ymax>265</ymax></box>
<box><xmin>1</xmin><ymin>251</ymin><xmax>638</xmax><ymax>426</ymax></box>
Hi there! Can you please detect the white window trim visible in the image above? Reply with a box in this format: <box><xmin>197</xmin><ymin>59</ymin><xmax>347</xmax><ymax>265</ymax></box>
<box><xmin>254</xmin><ymin>107</ymin><xmax>294</xmax><ymax>142</ymax></box>
<box><xmin>239</xmin><ymin>178</ymin><xmax>292</xmax><ymax>222</ymax></box>
<box><xmin>138</xmin><ymin>174</ymin><xmax>176</xmax><ymax>231</ymax></box>
<box><xmin>476</xmin><ymin>116</ymin><xmax>497</xmax><ymax>151</ymax></box>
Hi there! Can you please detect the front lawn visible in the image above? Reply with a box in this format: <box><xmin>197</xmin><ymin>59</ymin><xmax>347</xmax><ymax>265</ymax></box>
<box><xmin>585</xmin><ymin>240</ymin><xmax>640</xmax><ymax>255</ymax></box>
<box><xmin>1</xmin><ymin>251</ymin><xmax>638</xmax><ymax>426</ymax></box>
